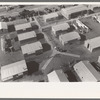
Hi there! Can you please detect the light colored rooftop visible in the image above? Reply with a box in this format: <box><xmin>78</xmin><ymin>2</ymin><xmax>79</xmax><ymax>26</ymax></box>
<box><xmin>52</xmin><ymin>22</ymin><xmax>70</xmax><ymax>32</ymax></box>
<box><xmin>1</xmin><ymin>60</ymin><xmax>28</xmax><ymax>81</ymax></box>
<box><xmin>86</xmin><ymin>36</ymin><xmax>100</xmax><ymax>49</ymax></box>
<box><xmin>18</xmin><ymin>31</ymin><xmax>36</xmax><ymax>41</ymax></box>
<box><xmin>0</xmin><ymin>22</ymin><xmax>7</xmax><ymax>30</ymax></box>
<box><xmin>43</xmin><ymin>12</ymin><xmax>58</xmax><ymax>20</ymax></box>
<box><xmin>47</xmin><ymin>69</ymin><xmax>69</xmax><ymax>82</ymax></box>
<box><xmin>61</xmin><ymin>5</ymin><xmax>87</xmax><ymax>15</ymax></box>
<box><xmin>59</xmin><ymin>31</ymin><xmax>80</xmax><ymax>42</ymax></box>
<box><xmin>21</xmin><ymin>41</ymin><xmax>43</xmax><ymax>55</ymax></box>
<box><xmin>15</xmin><ymin>22</ymin><xmax>31</xmax><ymax>31</ymax></box>
<box><xmin>74</xmin><ymin>61</ymin><xmax>100</xmax><ymax>82</ymax></box>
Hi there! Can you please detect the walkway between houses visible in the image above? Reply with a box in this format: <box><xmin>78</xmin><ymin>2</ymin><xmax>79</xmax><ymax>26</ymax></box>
<box><xmin>41</xmin><ymin>49</ymin><xmax>80</xmax><ymax>71</ymax></box>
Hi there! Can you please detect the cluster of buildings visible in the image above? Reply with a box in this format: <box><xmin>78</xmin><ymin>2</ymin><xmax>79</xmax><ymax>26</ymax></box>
<box><xmin>47</xmin><ymin>58</ymin><xmax>100</xmax><ymax>82</ymax></box>
<box><xmin>40</xmin><ymin>5</ymin><xmax>100</xmax><ymax>82</ymax></box>
<box><xmin>42</xmin><ymin>5</ymin><xmax>100</xmax><ymax>23</ymax></box>
<box><xmin>1</xmin><ymin>4</ymin><xmax>100</xmax><ymax>82</ymax></box>
<box><xmin>0</xmin><ymin>15</ymin><xmax>44</xmax><ymax>82</ymax></box>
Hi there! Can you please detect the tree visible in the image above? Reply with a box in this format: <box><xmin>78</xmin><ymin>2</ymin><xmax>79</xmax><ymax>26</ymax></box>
<box><xmin>19</xmin><ymin>9</ymin><xmax>30</xmax><ymax>18</ymax></box>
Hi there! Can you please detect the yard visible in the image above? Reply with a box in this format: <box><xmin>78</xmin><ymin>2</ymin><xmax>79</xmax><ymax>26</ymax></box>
<box><xmin>42</xmin><ymin>16</ymin><xmax>100</xmax><ymax>64</ymax></box>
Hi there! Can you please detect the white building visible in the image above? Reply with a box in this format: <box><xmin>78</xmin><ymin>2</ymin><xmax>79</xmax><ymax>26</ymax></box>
<box><xmin>21</xmin><ymin>41</ymin><xmax>43</xmax><ymax>55</ymax></box>
<box><xmin>73</xmin><ymin>61</ymin><xmax>100</xmax><ymax>82</ymax></box>
<box><xmin>43</xmin><ymin>12</ymin><xmax>58</xmax><ymax>22</ymax></box>
<box><xmin>1</xmin><ymin>60</ymin><xmax>28</xmax><ymax>82</ymax></box>
<box><xmin>7</xmin><ymin>19</ymin><xmax>28</xmax><ymax>26</ymax></box>
<box><xmin>75</xmin><ymin>19</ymin><xmax>89</xmax><ymax>32</ymax></box>
<box><xmin>15</xmin><ymin>22</ymin><xmax>32</xmax><ymax>31</ymax></box>
<box><xmin>98</xmin><ymin>56</ymin><xmax>100</xmax><ymax>63</ymax></box>
<box><xmin>1</xmin><ymin>36</ymin><xmax>5</xmax><ymax>51</ymax></box>
<box><xmin>0</xmin><ymin>22</ymin><xmax>8</xmax><ymax>33</ymax></box>
<box><xmin>52</xmin><ymin>23</ymin><xmax>70</xmax><ymax>36</ymax></box>
<box><xmin>47</xmin><ymin>69</ymin><xmax>69</xmax><ymax>82</ymax></box>
<box><xmin>18</xmin><ymin>31</ymin><xmax>37</xmax><ymax>42</ymax></box>
<box><xmin>59</xmin><ymin>31</ymin><xmax>80</xmax><ymax>45</ymax></box>
<box><xmin>84</xmin><ymin>36</ymin><xmax>100</xmax><ymax>52</ymax></box>
<box><xmin>61</xmin><ymin>5</ymin><xmax>88</xmax><ymax>19</ymax></box>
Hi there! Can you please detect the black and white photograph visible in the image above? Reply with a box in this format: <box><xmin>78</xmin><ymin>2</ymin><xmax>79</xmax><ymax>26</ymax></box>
<box><xmin>1</xmin><ymin>4</ymin><xmax>100</xmax><ymax>82</ymax></box>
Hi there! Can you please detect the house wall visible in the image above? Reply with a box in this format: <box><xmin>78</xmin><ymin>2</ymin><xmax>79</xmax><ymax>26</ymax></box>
<box><xmin>84</xmin><ymin>39</ymin><xmax>100</xmax><ymax>52</ymax></box>
<box><xmin>98</xmin><ymin>56</ymin><xmax>100</xmax><ymax>63</ymax></box>
<box><xmin>35</xmin><ymin>49</ymin><xmax>43</xmax><ymax>55</ymax></box>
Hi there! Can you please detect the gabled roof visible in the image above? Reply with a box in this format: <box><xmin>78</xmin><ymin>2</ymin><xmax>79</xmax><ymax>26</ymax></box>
<box><xmin>1</xmin><ymin>60</ymin><xmax>28</xmax><ymax>81</ymax></box>
<box><xmin>61</xmin><ymin>5</ymin><xmax>87</xmax><ymax>15</ymax></box>
<box><xmin>59</xmin><ymin>31</ymin><xmax>80</xmax><ymax>43</ymax></box>
<box><xmin>18</xmin><ymin>31</ymin><xmax>36</xmax><ymax>41</ymax></box>
<box><xmin>47</xmin><ymin>69</ymin><xmax>69</xmax><ymax>82</ymax></box>
<box><xmin>43</xmin><ymin>12</ymin><xmax>58</xmax><ymax>20</ymax></box>
<box><xmin>73</xmin><ymin>61</ymin><xmax>100</xmax><ymax>82</ymax></box>
<box><xmin>52</xmin><ymin>23</ymin><xmax>70</xmax><ymax>32</ymax></box>
<box><xmin>21</xmin><ymin>41</ymin><xmax>43</xmax><ymax>55</ymax></box>
<box><xmin>85</xmin><ymin>36</ymin><xmax>100</xmax><ymax>49</ymax></box>
<box><xmin>15</xmin><ymin>22</ymin><xmax>31</xmax><ymax>31</ymax></box>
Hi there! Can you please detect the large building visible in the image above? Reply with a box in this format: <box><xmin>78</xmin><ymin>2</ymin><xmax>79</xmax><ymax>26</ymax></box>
<box><xmin>18</xmin><ymin>31</ymin><xmax>37</xmax><ymax>44</ymax></box>
<box><xmin>52</xmin><ymin>22</ymin><xmax>70</xmax><ymax>36</ymax></box>
<box><xmin>21</xmin><ymin>41</ymin><xmax>43</xmax><ymax>55</ymax></box>
<box><xmin>84</xmin><ymin>36</ymin><xmax>100</xmax><ymax>52</ymax></box>
<box><xmin>61</xmin><ymin>5</ymin><xmax>88</xmax><ymax>19</ymax></box>
<box><xmin>59</xmin><ymin>31</ymin><xmax>80</xmax><ymax>45</ymax></box>
<box><xmin>7</xmin><ymin>19</ymin><xmax>28</xmax><ymax>26</ymax></box>
<box><xmin>47</xmin><ymin>69</ymin><xmax>69</xmax><ymax>82</ymax></box>
<box><xmin>15</xmin><ymin>22</ymin><xmax>32</xmax><ymax>33</ymax></box>
<box><xmin>73</xmin><ymin>61</ymin><xmax>100</xmax><ymax>82</ymax></box>
<box><xmin>43</xmin><ymin>12</ymin><xmax>58</xmax><ymax>22</ymax></box>
<box><xmin>1</xmin><ymin>60</ymin><xmax>28</xmax><ymax>82</ymax></box>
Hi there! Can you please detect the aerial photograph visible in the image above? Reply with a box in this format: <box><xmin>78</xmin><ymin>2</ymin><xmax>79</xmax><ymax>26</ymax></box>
<box><xmin>0</xmin><ymin>4</ymin><xmax>100</xmax><ymax>82</ymax></box>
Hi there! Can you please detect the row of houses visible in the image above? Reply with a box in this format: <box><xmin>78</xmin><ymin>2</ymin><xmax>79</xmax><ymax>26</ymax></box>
<box><xmin>51</xmin><ymin>22</ymin><xmax>81</xmax><ymax>45</ymax></box>
<box><xmin>0</xmin><ymin>20</ymin><xmax>43</xmax><ymax>81</ymax></box>
<box><xmin>47</xmin><ymin>57</ymin><xmax>100</xmax><ymax>82</ymax></box>
<box><xmin>51</xmin><ymin>18</ymin><xmax>100</xmax><ymax>53</ymax></box>
<box><xmin>15</xmin><ymin>22</ymin><xmax>43</xmax><ymax>56</ymax></box>
<box><xmin>42</xmin><ymin>4</ymin><xmax>100</xmax><ymax>24</ymax></box>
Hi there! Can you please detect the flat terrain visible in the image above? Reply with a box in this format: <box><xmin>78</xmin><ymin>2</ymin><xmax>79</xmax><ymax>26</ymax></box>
<box><xmin>1</xmin><ymin>5</ymin><xmax>100</xmax><ymax>82</ymax></box>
